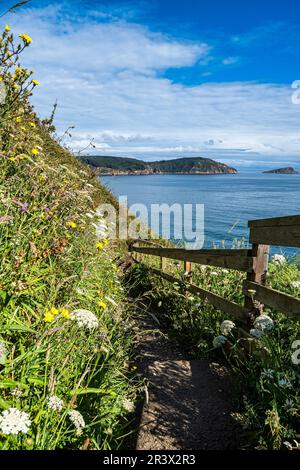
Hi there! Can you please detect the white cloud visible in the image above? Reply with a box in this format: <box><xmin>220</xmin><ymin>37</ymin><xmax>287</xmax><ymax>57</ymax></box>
<box><xmin>4</xmin><ymin>3</ymin><xmax>300</xmax><ymax>165</ymax></box>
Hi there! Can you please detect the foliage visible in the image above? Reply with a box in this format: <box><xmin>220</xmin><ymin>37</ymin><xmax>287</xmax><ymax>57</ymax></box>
<box><xmin>127</xmin><ymin>255</ymin><xmax>300</xmax><ymax>449</ymax></box>
<box><xmin>0</xmin><ymin>25</ymin><xmax>137</xmax><ymax>449</ymax></box>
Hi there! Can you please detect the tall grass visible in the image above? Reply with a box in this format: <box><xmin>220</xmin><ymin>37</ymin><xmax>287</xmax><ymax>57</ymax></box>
<box><xmin>0</xmin><ymin>25</ymin><xmax>137</xmax><ymax>449</ymax></box>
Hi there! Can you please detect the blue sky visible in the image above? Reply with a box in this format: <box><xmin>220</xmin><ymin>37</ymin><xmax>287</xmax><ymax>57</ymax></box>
<box><xmin>2</xmin><ymin>0</ymin><xmax>300</xmax><ymax>168</ymax></box>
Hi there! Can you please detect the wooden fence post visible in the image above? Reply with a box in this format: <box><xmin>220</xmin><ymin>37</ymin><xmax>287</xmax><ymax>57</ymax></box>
<box><xmin>160</xmin><ymin>256</ymin><xmax>165</xmax><ymax>271</ymax></box>
<box><xmin>244</xmin><ymin>243</ymin><xmax>269</xmax><ymax>319</ymax></box>
<box><xmin>184</xmin><ymin>260</ymin><xmax>192</xmax><ymax>283</ymax></box>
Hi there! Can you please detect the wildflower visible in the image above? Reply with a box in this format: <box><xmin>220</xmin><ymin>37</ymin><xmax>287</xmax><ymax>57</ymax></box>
<box><xmin>31</xmin><ymin>79</ymin><xmax>40</xmax><ymax>86</ymax></box>
<box><xmin>213</xmin><ymin>335</ymin><xmax>227</xmax><ymax>348</ymax></box>
<box><xmin>68</xmin><ymin>410</ymin><xmax>85</xmax><ymax>435</ymax></box>
<box><xmin>31</xmin><ymin>147</ymin><xmax>39</xmax><ymax>156</ymax></box>
<box><xmin>122</xmin><ymin>398</ymin><xmax>135</xmax><ymax>413</ymax></box>
<box><xmin>272</xmin><ymin>254</ymin><xmax>286</xmax><ymax>265</ymax></box>
<box><xmin>0</xmin><ymin>408</ymin><xmax>31</xmax><ymax>435</ymax></box>
<box><xmin>291</xmin><ymin>281</ymin><xmax>300</xmax><ymax>289</ymax></box>
<box><xmin>66</xmin><ymin>221</ymin><xmax>77</xmax><ymax>229</ymax></box>
<box><xmin>15</xmin><ymin>116</ymin><xmax>22</xmax><ymax>123</ymax></box>
<box><xmin>250</xmin><ymin>328</ymin><xmax>263</xmax><ymax>338</ymax></box>
<box><xmin>50</xmin><ymin>307</ymin><xmax>59</xmax><ymax>316</ymax></box>
<box><xmin>70</xmin><ymin>309</ymin><xmax>99</xmax><ymax>329</ymax></box>
<box><xmin>47</xmin><ymin>395</ymin><xmax>64</xmax><ymax>412</ymax></box>
<box><xmin>60</xmin><ymin>308</ymin><xmax>71</xmax><ymax>319</ymax></box>
<box><xmin>284</xmin><ymin>441</ymin><xmax>293</xmax><ymax>450</ymax></box>
<box><xmin>19</xmin><ymin>33</ymin><xmax>32</xmax><ymax>45</ymax></box>
<box><xmin>261</xmin><ymin>368</ymin><xmax>275</xmax><ymax>379</ymax></box>
<box><xmin>0</xmin><ymin>341</ymin><xmax>8</xmax><ymax>364</ymax></box>
<box><xmin>253</xmin><ymin>314</ymin><xmax>273</xmax><ymax>332</ymax></box>
<box><xmin>220</xmin><ymin>320</ymin><xmax>235</xmax><ymax>336</ymax></box>
<box><xmin>278</xmin><ymin>378</ymin><xmax>292</xmax><ymax>389</ymax></box>
<box><xmin>211</xmin><ymin>271</ymin><xmax>218</xmax><ymax>276</ymax></box>
<box><xmin>97</xmin><ymin>300</ymin><xmax>107</xmax><ymax>310</ymax></box>
<box><xmin>96</xmin><ymin>241</ymin><xmax>104</xmax><ymax>250</ymax></box>
<box><xmin>44</xmin><ymin>311</ymin><xmax>55</xmax><ymax>323</ymax></box>
<box><xmin>11</xmin><ymin>388</ymin><xmax>23</xmax><ymax>399</ymax></box>
<box><xmin>75</xmin><ymin>287</ymin><xmax>84</xmax><ymax>295</ymax></box>
<box><xmin>4</xmin><ymin>25</ymin><xmax>11</xmax><ymax>33</ymax></box>
<box><xmin>29</xmin><ymin>122</ymin><xmax>36</xmax><ymax>128</ymax></box>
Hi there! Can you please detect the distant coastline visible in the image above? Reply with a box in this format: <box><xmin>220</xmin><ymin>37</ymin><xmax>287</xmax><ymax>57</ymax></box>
<box><xmin>80</xmin><ymin>155</ymin><xmax>238</xmax><ymax>176</ymax></box>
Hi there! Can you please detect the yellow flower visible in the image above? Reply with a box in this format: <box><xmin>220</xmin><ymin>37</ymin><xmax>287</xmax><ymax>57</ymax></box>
<box><xmin>20</xmin><ymin>33</ymin><xmax>32</xmax><ymax>45</ymax></box>
<box><xmin>15</xmin><ymin>68</ymin><xmax>22</xmax><ymax>76</ymax></box>
<box><xmin>97</xmin><ymin>300</ymin><xmax>107</xmax><ymax>310</ymax></box>
<box><xmin>38</xmin><ymin>174</ymin><xmax>46</xmax><ymax>181</ymax></box>
<box><xmin>66</xmin><ymin>221</ymin><xmax>77</xmax><ymax>229</ymax></box>
<box><xmin>4</xmin><ymin>25</ymin><xmax>11</xmax><ymax>33</ymax></box>
<box><xmin>96</xmin><ymin>242</ymin><xmax>104</xmax><ymax>250</ymax></box>
<box><xmin>15</xmin><ymin>116</ymin><xmax>22</xmax><ymax>123</ymax></box>
<box><xmin>44</xmin><ymin>311</ymin><xmax>55</xmax><ymax>323</ymax></box>
<box><xmin>29</xmin><ymin>122</ymin><xmax>36</xmax><ymax>128</ymax></box>
<box><xmin>60</xmin><ymin>308</ymin><xmax>71</xmax><ymax>319</ymax></box>
<box><xmin>20</xmin><ymin>126</ymin><xmax>26</xmax><ymax>132</ymax></box>
<box><xmin>31</xmin><ymin>147</ymin><xmax>39</xmax><ymax>155</ymax></box>
<box><xmin>31</xmin><ymin>79</ymin><xmax>40</xmax><ymax>86</ymax></box>
<box><xmin>50</xmin><ymin>307</ymin><xmax>59</xmax><ymax>316</ymax></box>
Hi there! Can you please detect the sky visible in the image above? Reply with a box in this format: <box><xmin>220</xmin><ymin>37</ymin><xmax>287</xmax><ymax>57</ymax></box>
<box><xmin>1</xmin><ymin>0</ymin><xmax>300</xmax><ymax>169</ymax></box>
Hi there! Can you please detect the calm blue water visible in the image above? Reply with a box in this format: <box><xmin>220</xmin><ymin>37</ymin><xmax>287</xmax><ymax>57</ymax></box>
<box><xmin>101</xmin><ymin>173</ymin><xmax>300</xmax><ymax>255</ymax></box>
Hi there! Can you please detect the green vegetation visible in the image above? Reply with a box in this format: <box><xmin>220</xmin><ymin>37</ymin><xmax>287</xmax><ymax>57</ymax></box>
<box><xmin>81</xmin><ymin>155</ymin><xmax>237</xmax><ymax>175</ymax></box>
<box><xmin>127</xmin><ymin>255</ymin><xmax>300</xmax><ymax>450</ymax></box>
<box><xmin>0</xmin><ymin>26</ymin><xmax>138</xmax><ymax>449</ymax></box>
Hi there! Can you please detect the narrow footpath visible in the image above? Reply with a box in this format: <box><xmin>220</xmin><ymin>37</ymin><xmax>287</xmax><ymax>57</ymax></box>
<box><xmin>130</xmin><ymin>304</ymin><xmax>241</xmax><ymax>450</ymax></box>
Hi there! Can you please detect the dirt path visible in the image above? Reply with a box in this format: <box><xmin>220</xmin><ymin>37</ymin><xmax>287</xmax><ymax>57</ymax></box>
<box><xmin>130</xmin><ymin>304</ymin><xmax>240</xmax><ymax>450</ymax></box>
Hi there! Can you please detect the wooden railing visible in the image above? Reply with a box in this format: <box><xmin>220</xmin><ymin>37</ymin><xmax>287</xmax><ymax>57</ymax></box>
<box><xmin>128</xmin><ymin>214</ymin><xmax>300</xmax><ymax>326</ymax></box>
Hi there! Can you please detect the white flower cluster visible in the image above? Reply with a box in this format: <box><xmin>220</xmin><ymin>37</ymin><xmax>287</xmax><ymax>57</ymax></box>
<box><xmin>47</xmin><ymin>395</ymin><xmax>64</xmax><ymax>412</ymax></box>
<box><xmin>68</xmin><ymin>410</ymin><xmax>85</xmax><ymax>435</ymax></box>
<box><xmin>261</xmin><ymin>368</ymin><xmax>275</xmax><ymax>379</ymax></box>
<box><xmin>213</xmin><ymin>335</ymin><xmax>227</xmax><ymax>348</ymax></box>
<box><xmin>250</xmin><ymin>328</ymin><xmax>263</xmax><ymax>338</ymax></box>
<box><xmin>70</xmin><ymin>309</ymin><xmax>99</xmax><ymax>329</ymax></box>
<box><xmin>0</xmin><ymin>407</ymin><xmax>31</xmax><ymax>435</ymax></box>
<box><xmin>272</xmin><ymin>254</ymin><xmax>286</xmax><ymax>265</ymax></box>
<box><xmin>291</xmin><ymin>281</ymin><xmax>300</xmax><ymax>289</ymax></box>
<box><xmin>220</xmin><ymin>320</ymin><xmax>235</xmax><ymax>336</ymax></box>
<box><xmin>122</xmin><ymin>398</ymin><xmax>135</xmax><ymax>413</ymax></box>
<box><xmin>253</xmin><ymin>314</ymin><xmax>274</xmax><ymax>332</ymax></box>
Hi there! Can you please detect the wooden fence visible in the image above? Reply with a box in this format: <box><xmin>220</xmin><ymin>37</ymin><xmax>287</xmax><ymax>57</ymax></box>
<box><xmin>128</xmin><ymin>214</ymin><xmax>300</xmax><ymax>327</ymax></box>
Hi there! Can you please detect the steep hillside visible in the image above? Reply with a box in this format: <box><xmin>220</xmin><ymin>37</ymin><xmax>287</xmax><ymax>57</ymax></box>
<box><xmin>0</xmin><ymin>26</ymin><xmax>137</xmax><ymax>450</ymax></box>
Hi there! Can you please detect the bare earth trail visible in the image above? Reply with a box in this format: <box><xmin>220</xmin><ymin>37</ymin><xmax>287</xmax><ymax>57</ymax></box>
<box><xmin>130</xmin><ymin>304</ymin><xmax>241</xmax><ymax>450</ymax></box>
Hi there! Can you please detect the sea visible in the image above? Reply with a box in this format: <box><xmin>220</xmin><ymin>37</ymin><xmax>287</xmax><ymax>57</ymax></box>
<box><xmin>101</xmin><ymin>172</ymin><xmax>300</xmax><ymax>256</ymax></box>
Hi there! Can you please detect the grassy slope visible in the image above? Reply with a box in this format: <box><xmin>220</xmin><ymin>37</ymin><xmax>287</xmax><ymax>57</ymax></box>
<box><xmin>0</xmin><ymin>113</ymin><xmax>138</xmax><ymax>449</ymax></box>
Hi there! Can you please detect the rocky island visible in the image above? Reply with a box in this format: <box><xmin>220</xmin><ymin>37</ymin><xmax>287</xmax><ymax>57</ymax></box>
<box><xmin>263</xmin><ymin>167</ymin><xmax>299</xmax><ymax>174</ymax></box>
<box><xmin>80</xmin><ymin>155</ymin><xmax>238</xmax><ymax>176</ymax></box>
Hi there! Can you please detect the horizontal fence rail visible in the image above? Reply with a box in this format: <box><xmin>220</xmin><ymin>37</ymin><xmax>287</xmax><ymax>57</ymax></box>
<box><xmin>249</xmin><ymin>214</ymin><xmax>300</xmax><ymax>247</ymax></box>
<box><xmin>129</xmin><ymin>214</ymin><xmax>300</xmax><ymax>327</ymax></box>
<box><xmin>131</xmin><ymin>246</ymin><xmax>254</xmax><ymax>272</ymax></box>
